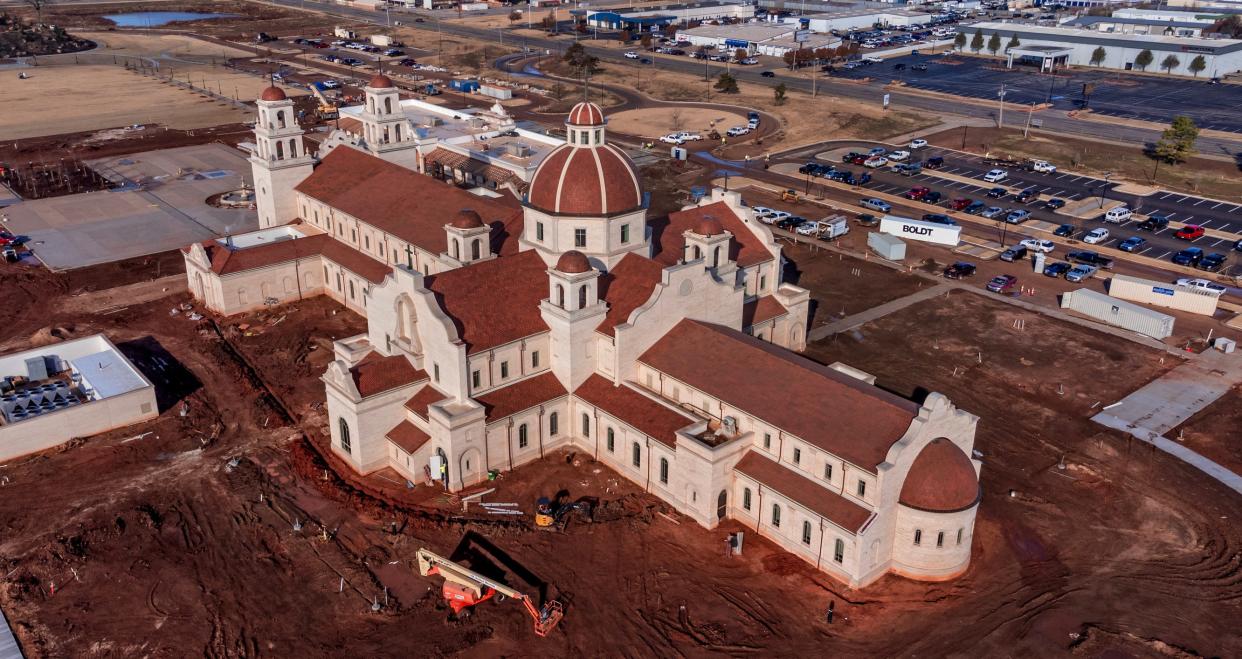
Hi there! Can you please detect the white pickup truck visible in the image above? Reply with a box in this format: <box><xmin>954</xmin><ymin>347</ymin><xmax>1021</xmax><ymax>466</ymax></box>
<box><xmin>1029</xmin><ymin>160</ymin><xmax>1057</xmax><ymax>174</ymax></box>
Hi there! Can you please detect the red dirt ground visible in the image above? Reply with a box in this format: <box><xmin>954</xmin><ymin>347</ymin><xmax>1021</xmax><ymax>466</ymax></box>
<box><xmin>1169</xmin><ymin>384</ymin><xmax>1242</xmax><ymax>476</ymax></box>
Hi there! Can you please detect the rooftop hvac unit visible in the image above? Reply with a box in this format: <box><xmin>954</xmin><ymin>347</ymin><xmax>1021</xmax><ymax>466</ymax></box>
<box><xmin>25</xmin><ymin>356</ymin><xmax>50</xmax><ymax>381</ymax></box>
<box><xmin>722</xmin><ymin>416</ymin><xmax>738</xmax><ymax>436</ymax></box>
<box><xmin>509</xmin><ymin>142</ymin><xmax>531</xmax><ymax>158</ymax></box>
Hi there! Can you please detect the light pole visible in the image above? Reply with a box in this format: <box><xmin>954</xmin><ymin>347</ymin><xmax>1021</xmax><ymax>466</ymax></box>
<box><xmin>1097</xmin><ymin>172</ymin><xmax>1113</xmax><ymax>209</ymax></box>
<box><xmin>996</xmin><ymin>83</ymin><xmax>1006</xmax><ymax>129</ymax></box>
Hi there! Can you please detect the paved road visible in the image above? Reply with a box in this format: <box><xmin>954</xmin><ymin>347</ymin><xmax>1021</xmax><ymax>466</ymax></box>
<box><xmin>265</xmin><ymin>0</ymin><xmax>1242</xmax><ymax>157</ymax></box>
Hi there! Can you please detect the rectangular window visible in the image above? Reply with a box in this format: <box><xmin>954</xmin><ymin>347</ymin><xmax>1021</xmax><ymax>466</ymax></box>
<box><xmin>760</xmin><ymin>275</ymin><xmax>767</xmax><ymax>292</ymax></box>
<box><xmin>500</xmin><ymin>361</ymin><xmax>509</xmax><ymax>379</ymax></box>
<box><xmin>632</xmin><ymin>443</ymin><xmax>641</xmax><ymax>468</ymax></box>
<box><xmin>471</xmin><ymin>371</ymin><xmax>480</xmax><ymax>389</ymax></box>
<box><xmin>914</xmin><ymin>529</ymin><xmax>922</xmax><ymax>546</ymax></box>
<box><xmin>834</xmin><ymin>539</ymin><xmax>844</xmax><ymax>563</ymax></box>
<box><xmin>793</xmin><ymin>448</ymin><xmax>801</xmax><ymax>464</ymax></box>
<box><xmin>957</xmin><ymin>528</ymin><xmax>964</xmax><ymax>546</ymax></box>
<box><xmin>659</xmin><ymin>458</ymin><xmax>668</xmax><ymax>484</ymax></box>
<box><xmin>936</xmin><ymin>531</ymin><xmax>944</xmax><ymax>548</ymax></box>
<box><xmin>802</xmin><ymin>521</ymin><xmax>812</xmax><ymax>545</ymax></box>
<box><xmin>742</xmin><ymin>487</ymin><xmax>751</xmax><ymax>510</ymax></box>
<box><xmin>531</xmin><ymin>351</ymin><xmax>540</xmax><ymax>368</ymax></box>
<box><xmin>763</xmin><ymin>433</ymin><xmax>771</xmax><ymax>450</ymax></box>
<box><xmin>536</xmin><ymin>222</ymin><xmax>544</xmax><ymax>241</ymax></box>
<box><xmin>620</xmin><ymin>223</ymin><xmax>630</xmax><ymax>244</ymax></box>
<box><xmin>574</xmin><ymin>228</ymin><xmax>587</xmax><ymax>247</ymax></box>
<box><xmin>824</xmin><ymin>464</ymin><xmax>833</xmax><ymax>480</ymax></box>
<box><xmin>351</xmin><ymin>229</ymin><xmax>357</xmax><ymax>243</ymax></box>
<box><xmin>433</xmin><ymin>364</ymin><xmax>440</xmax><ymax>382</ymax></box>
<box><xmin>856</xmin><ymin>480</ymin><xmax>866</xmax><ymax>497</ymax></box>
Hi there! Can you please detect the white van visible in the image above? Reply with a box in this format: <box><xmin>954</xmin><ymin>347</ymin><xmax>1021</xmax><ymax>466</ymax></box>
<box><xmin>1103</xmin><ymin>206</ymin><xmax>1132</xmax><ymax>223</ymax></box>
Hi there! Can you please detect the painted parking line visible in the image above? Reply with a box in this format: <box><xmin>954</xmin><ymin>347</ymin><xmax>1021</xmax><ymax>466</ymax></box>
<box><xmin>1211</xmin><ymin>238</ymin><xmax>1226</xmax><ymax>247</ymax></box>
<box><xmin>1194</xmin><ymin>198</ymin><xmax>1212</xmax><ymax>206</ymax></box>
<box><xmin>1067</xmin><ymin>193</ymin><xmax>1082</xmax><ymax>200</ymax></box>
<box><xmin>1162</xmin><ymin>212</ymin><xmax>1178</xmax><ymax>220</ymax></box>
<box><xmin>1154</xmin><ymin>250</ymin><xmax>1171</xmax><ymax>259</ymax></box>
<box><xmin>1157</xmin><ymin>192</ymin><xmax>1175</xmax><ymax>199</ymax></box>
<box><xmin>1155</xmin><ymin>227</ymin><xmax>1170</xmax><ymax>235</ymax></box>
<box><xmin>1181</xmin><ymin>215</ymin><xmax>1195</xmax><ymax>225</ymax></box>
<box><xmin>1218</xmin><ymin>222</ymin><xmax>1234</xmax><ymax>233</ymax></box>
<box><xmin>1138</xmin><ymin>246</ymin><xmax>1154</xmax><ymax>255</ymax></box>
<box><xmin>1198</xmin><ymin>219</ymin><xmax>1212</xmax><ymax>228</ymax></box>
<box><xmin>1054</xmin><ymin>173</ymin><xmax>1072</xmax><ymax>180</ymax></box>
<box><xmin>1211</xmin><ymin>202</ymin><xmax>1225</xmax><ymax>209</ymax></box>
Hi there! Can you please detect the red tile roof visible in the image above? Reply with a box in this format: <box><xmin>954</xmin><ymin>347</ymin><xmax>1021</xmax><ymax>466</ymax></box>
<box><xmin>742</xmin><ymin>295</ymin><xmax>787</xmax><ymax>328</ymax></box>
<box><xmin>735</xmin><ymin>451</ymin><xmax>873</xmax><ymax>533</ymax></box>
<box><xmin>405</xmin><ymin>385</ymin><xmax>448</xmax><ymax>419</ymax></box>
<box><xmin>386</xmin><ymin>420</ymin><xmax>431</xmax><ymax>455</ymax></box>
<box><xmin>349</xmin><ymin>352</ymin><xmax>427</xmax><ymax>398</ymax></box>
<box><xmin>188</xmin><ymin>232</ymin><xmax>390</xmax><ymax>284</ymax></box>
<box><xmin>527</xmin><ymin>143</ymin><xmax>643</xmax><ymax>216</ymax></box>
<box><xmin>639</xmin><ymin>321</ymin><xmax>920</xmax><ymax>471</ymax></box>
<box><xmin>295</xmin><ymin>146</ymin><xmax>523</xmax><ymax>255</ymax></box>
<box><xmin>574</xmin><ymin>374</ymin><xmax>695</xmax><ymax>448</ymax></box>
<box><xmin>425</xmin><ymin>249</ymin><xmax>549</xmax><ymax>353</ymax></box>
<box><xmin>476</xmin><ymin>372</ymin><xmax>567</xmax><ymax>422</ymax></box>
<box><xmin>653</xmin><ymin>202</ymin><xmax>774</xmax><ymax>268</ymax></box>
<box><xmin>597</xmin><ymin>253</ymin><xmax>665</xmax><ymax>337</ymax></box>
<box><xmin>899</xmin><ymin>438</ymin><xmax>980</xmax><ymax>513</ymax></box>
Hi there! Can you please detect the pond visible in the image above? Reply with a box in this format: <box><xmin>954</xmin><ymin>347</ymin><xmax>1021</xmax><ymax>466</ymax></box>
<box><xmin>103</xmin><ymin>12</ymin><xmax>237</xmax><ymax>28</ymax></box>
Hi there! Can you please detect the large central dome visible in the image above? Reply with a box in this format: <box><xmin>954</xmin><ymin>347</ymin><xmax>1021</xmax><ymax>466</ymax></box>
<box><xmin>526</xmin><ymin>102</ymin><xmax>643</xmax><ymax>217</ymax></box>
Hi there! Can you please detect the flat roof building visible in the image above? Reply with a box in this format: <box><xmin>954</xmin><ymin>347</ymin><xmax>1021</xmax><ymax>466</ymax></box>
<box><xmin>1062</xmin><ymin>15</ymin><xmax>1208</xmax><ymax>38</ymax></box>
<box><xmin>580</xmin><ymin>1</ymin><xmax>755</xmax><ymax>29</ymax></box>
<box><xmin>967</xmin><ymin>21</ymin><xmax>1242</xmax><ymax>76</ymax></box>
<box><xmin>783</xmin><ymin>8</ymin><xmax>936</xmax><ymax>32</ymax></box>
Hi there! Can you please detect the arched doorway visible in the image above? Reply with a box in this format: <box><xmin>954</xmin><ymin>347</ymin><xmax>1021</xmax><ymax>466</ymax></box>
<box><xmin>459</xmin><ymin>448</ymin><xmax>483</xmax><ymax>487</ymax></box>
<box><xmin>435</xmin><ymin>447</ymin><xmax>448</xmax><ymax>486</ymax></box>
<box><xmin>717</xmin><ymin>490</ymin><xmax>727</xmax><ymax>520</ymax></box>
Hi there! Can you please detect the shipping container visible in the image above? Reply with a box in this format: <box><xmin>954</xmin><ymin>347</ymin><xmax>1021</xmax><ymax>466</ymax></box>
<box><xmin>1060</xmin><ymin>289</ymin><xmax>1174</xmax><ymax>340</ymax></box>
<box><xmin>370</xmin><ymin>34</ymin><xmax>394</xmax><ymax>47</ymax></box>
<box><xmin>449</xmin><ymin>79</ymin><xmax>480</xmax><ymax>93</ymax></box>
<box><xmin>479</xmin><ymin>84</ymin><xmax>513</xmax><ymax>100</ymax></box>
<box><xmin>868</xmin><ymin>232</ymin><xmax>905</xmax><ymax>261</ymax></box>
<box><xmin>1107</xmin><ymin>274</ymin><xmax>1220</xmax><ymax>316</ymax></box>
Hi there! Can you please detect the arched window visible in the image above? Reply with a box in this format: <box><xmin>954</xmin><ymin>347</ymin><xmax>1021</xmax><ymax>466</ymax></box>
<box><xmin>348</xmin><ymin>280</ymin><xmax>356</xmax><ymax>300</ymax></box>
<box><xmin>338</xmin><ymin>418</ymin><xmax>351</xmax><ymax>453</ymax></box>
<box><xmin>451</xmin><ymin>239</ymin><xmax>460</xmax><ymax>259</ymax></box>
<box><xmin>742</xmin><ymin>487</ymin><xmax>752</xmax><ymax>510</ymax></box>
<box><xmin>833</xmin><ymin>538</ymin><xmax>845</xmax><ymax>563</ymax></box>
<box><xmin>555</xmin><ymin>284</ymin><xmax>565</xmax><ymax>308</ymax></box>
<box><xmin>471</xmin><ymin>239</ymin><xmax>480</xmax><ymax>260</ymax></box>
<box><xmin>549</xmin><ymin>412</ymin><xmax>559</xmax><ymax>436</ymax></box>
<box><xmin>368</xmin><ymin>98</ymin><xmax>375</xmax><ymax>114</ymax></box>
<box><xmin>659</xmin><ymin>457</ymin><xmax>669</xmax><ymax>484</ymax></box>
<box><xmin>957</xmin><ymin>528</ymin><xmax>964</xmax><ymax>546</ymax></box>
<box><xmin>594</xmin><ymin>129</ymin><xmax>602</xmax><ymax>143</ymax></box>
<box><xmin>578</xmin><ymin>285</ymin><xmax>588</xmax><ymax>309</ymax></box>
<box><xmin>631</xmin><ymin>442</ymin><xmax>641</xmax><ymax>468</ymax></box>
<box><xmin>581</xmin><ymin>413</ymin><xmax>590</xmax><ymax>437</ymax></box>
<box><xmin>913</xmin><ymin>529</ymin><xmax>922</xmax><ymax>546</ymax></box>
<box><xmin>395</xmin><ymin>124</ymin><xmax>402</xmax><ymax>141</ymax></box>
<box><xmin>712</xmin><ymin>246</ymin><xmax>721</xmax><ymax>268</ymax></box>
<box><xmin>275</xmin><ymin>141</ymin><xmax>284</xmax><ymax>159</ymax></box>
<box><xmin>936</xmin><ymin>531</ymin><xmax>945</xmax><ymax>548</ymax></box>
<box><xmin>569</xmin><ymin>130</ymin><xmax>577</xmax><ymax>145</ymax></box>
<box><xmin>771</xmin><ymin>503</ymin><xmax>781</xmax><ymax>528</ymax></box>
<box><xmin>276</xmin><ymin>110</ymin><xmax>286</xmax><ymax>129</ymax></box>
<box><xmin>802</xmin><ymin>521</ymin><xmax>812</xmax><ymax>545</ymax></box>
<box><xmin>693</xmin><ymin>245</ymin><xmax>702</xmax><ymax>260</ymax></box>
<box><xmin>606</xmin><ymin>427</ymin><xmax>615</xmax><ymax>452</ymax></box>
<box><xmin>288</xmin><ymin>139</ymin><xmax>297</xmax><ymax>158</ymax></box>
<box><xmin>518</xmin><ymin>424</ymin><xmax>528</xmax><ymax>449</ymax></box>
<box><xmin>384</xmin><ymin>96</ymin><xmax>392</xmax><ymax>114</ymax></box>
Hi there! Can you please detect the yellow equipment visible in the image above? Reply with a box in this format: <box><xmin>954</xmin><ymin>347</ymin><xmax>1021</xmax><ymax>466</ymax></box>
<box><xmin>310</xmin><ymin>84</ymin><xmax>339</xmax><ymax>120</ymax></box>
<box><xmin>781</xmin><ymin>189</ymin><xmax>799</xmax><ymax>202</ymax></box>
<box><xmin>415</xmin><ymin>548</ymin><xmax>564</xmax><ymax>637</ymax></box>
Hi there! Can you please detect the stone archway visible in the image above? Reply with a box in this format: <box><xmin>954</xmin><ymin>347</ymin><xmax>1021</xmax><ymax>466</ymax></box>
<box><xmin>459</xmin><ymin>448</ymin><xmax>483</xmax><ymax>488</ymax></box>
<box><xmin>394</xmin><ymin>294</ymin><xmax>421</xmax><ymax>353</ymax></box>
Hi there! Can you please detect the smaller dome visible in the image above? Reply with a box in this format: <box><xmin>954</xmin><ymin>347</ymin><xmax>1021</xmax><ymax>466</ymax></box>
<box><xmin>695</xmin><ymin>215</ymin><xmax>726</xmax><ymax>237</ymax></box>
<box><xmin>259</xmin><ymin>85</ymin><xmax>287</xmax><ymax>102</ymax></box>
<box><xmin>368</xmin><ymin>73</ymin><xmax>395</xmax><ymax>89</ymax></box>
<box><xmin>450</xmin><ymin>209</ymin><xmax>484</xmax><ymax>230</ymax></box>
<box><xmin>899</xmin><ymin>438</ymin><xmax>980</xmax><ymax>513</ymax></box>
<box><xmin>567</xmin><ymin>101</ymin><xmax>605</xmax><ymax>127</ymax></box>
<box><xmin>555</xmin><ymin>250</ymin><xmax>592</xmax><ymax>274</ymax></box>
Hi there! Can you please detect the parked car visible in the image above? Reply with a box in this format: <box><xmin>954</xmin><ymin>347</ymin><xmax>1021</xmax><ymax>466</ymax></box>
<box><xmin>863</xmin><ymin>156</ymin><xmax>889</xmax><ymax>168</ymax></box>
<box><xmin>1019</xmin><ymin>238</ymin><xmax>1055</xmax><ymax>253</ymax></box>
<box><xmin>893</xmin><ymin>163</ymin><xmax>922</xmax><ymax>176</ymax></box>
<box><xmin>1044</xmin><ymin>198</ymin><xmax>1067</xmax><ymax>210</ymax></box>
<box><xmin>924</xmin><ymin>191</ymin><xmax>943</xmax><ymax>204</ymax></box>
<box><xmin>842</xmin><ymin>151</ymin><xmax>863</xmax><ymax>163</ymax></box>
<box><xmin>1029</xmin><ymin>159</ymin><xmax>1057</xmax><ymax>173</ymax></box>
<box><xmin>1175</xmin><ymin>225</ymin><xmax>1205</xmax><ymax>240</ymax></box>
<box><xmin>1118</xmin><ymin>236</ymin><xmax>1147</xmax><ymax>252</ymax></box>
<box><xmin>860</xmin><ymin>198</ymin><xmax>891</xmax><ymax>212</ymax></box>
<box><xmin>1138</xmin><ymin>214</ymin><xmax>1170</xmax><ymax>231</ymax></box>
<box><xmin>1083</xmin><ymin>228</ymin><xmax>1110</xmax><ymax>244</ymax></box>
<box><xmin>1172</xmin><ymin>247</ymin><xmax>1205</xmax><ymax>266</ymax></box>
<box><xmin>1235</xmin><ymin>238</ymin><xmax>1242</xmax><ymax>251</ymax></box>
<box><xmin>1065</xmin><ymin>264</ymin><xmax>1098</xmax><ymax>283</ymax></box>
<box><xmin>1102</xmin><ymin>206</ymin><xmax>1133</xmax><ymax>223</ymax></box>
<box><xmin>761</xmin><ymin>70</ymin><xmax>776</xmax><ymax>77</ymax></box>
<box><xmin>999</xmin><ymin>245</ymin><xmax>1029</xmax><ymax>262</ymax></box>
<box><xmin>888</xmin><ymin>150</ymin><xmax>911</xmax><ymax>162</ymax></box>
<box><xmin>986</xmin><ymin>187</ymin><xmax>1008</xmax><ymax>199</ymax></box>
<box><xmin>909</xmin><ymin>138</ymin><xmax>929</xmax><ymax>149</ymax></box>
<box><xmin>1199</xmin><ymin>252</ymin><xmax>1228</xmax><ymax>272</ymax></box>
<box><xmin>950</xmin><ymin>198</ymin><xmax>972</xmax><ymax>211</ymax></box>
<box><xmin>980</xmin><ymin>206</ymin><xmax>1005</xmax><ymax>219</ymax></box>
<box><xmin>922</xmin><ymin>213</ymin><xmax>955</xmax><ymax>225</ymax></box>
<box><xmin>1015</xmin><ymin>188</ymin><xmax>1039</xmax><ymax>203</ymax></box>
<box><xmin>856</xmin><ymin>213</ymin><xmax>881</xmax><ymax>227</ymax></box>
<box><xmin>867</xmin><ymin>147</ymin><xmax>887</xmax><ymax>156</ymax></box>
<box><xmin>983</xmin><ymin>169</ymin><xmax>1008</xmax><ymax>183</ymax></box>
<box><xmin>1043</xmin><ymin>261</ymin><xmax>1071</xmax><ymax>278</ymax></box>
<box><xmin>1067</xmin><ymin>250</ymin><xmax>1114</xmax><ymax>269</ymax></box>
<box><xmin>904</xmin><ymin>186</ymin><xmax>931</xmax><ymax>200</ymax></box>
<box><xmin>986</xmin><ymin>274</ymin><xmax>1018</xmax><ymax>293</ymax></box>
<box><xmin>943</xmin><ymin>261</ymin><xmax>976</xmax><ymax>279</ymax></box>
<box><xmin>1176</xmin><ymin>278</ymin><xmax>1227</xmax><ymax>294</ymax></box>
<box><xmin>1053</xmin><ymin>223</ymin><xmax>1076</xmax><ymax>237</ymax></box>
<box><xmin>726</xmin><ymin>126</ymin><xmax>751</xmax><ymax>137</ymax></box>
<box><xmin>924</xmin><ymin>156</ymin><xmax>945</xmax><ymax>169</ymax></box>
<box><xmin>965</xmin><ymin>201</ymin><xmax>988</xmax><ymax>215</ymax></box>
<box><xmin>625</xmin><ymin>51</ymin><xmax>640</xmax><ymax>59</ymax></box>
<box><xmin>1005</xmin><ymin>209</ymin><xmax>1031</xmax><ymax>224</ymax></box>
<box><xmin>659</xmin><ymin>134</ymin><xmax>684</xmax><ymax>144</ymax></box>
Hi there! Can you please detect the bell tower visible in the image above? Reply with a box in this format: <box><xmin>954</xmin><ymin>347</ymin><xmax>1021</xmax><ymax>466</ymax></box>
<box><xmin>251</xmin><ymin>85</ymin><xmax>313</xmax><ymax>229</ymax></box>
<box><xmin>361</xmin><ymin>73</ymin><xmax>416</xmax><ymax>156</ymax></box>
<box><xmin>540</xmin><ymin>250</ymin><xmax>605</xmax><ymax>390</ymax></box>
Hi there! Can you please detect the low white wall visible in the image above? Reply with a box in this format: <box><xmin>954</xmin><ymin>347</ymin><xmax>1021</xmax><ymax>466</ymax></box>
<box><xmin>0</xmin><ymin>387</ymin><xmax>157</xmax><ymax>461</ymax></box>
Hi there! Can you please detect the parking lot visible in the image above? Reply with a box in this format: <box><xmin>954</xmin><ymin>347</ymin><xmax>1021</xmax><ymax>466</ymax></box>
<box><xmin>832</xmin><ymin>54</ymin><xmax>1242</xmax><ymax>134</ymax></box>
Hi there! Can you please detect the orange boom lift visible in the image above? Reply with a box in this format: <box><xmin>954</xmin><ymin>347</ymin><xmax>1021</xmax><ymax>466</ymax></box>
<box><xmin>415</xmin><ymin>548</ymin><xmax>564</xmax><ymax>637</ymax></box>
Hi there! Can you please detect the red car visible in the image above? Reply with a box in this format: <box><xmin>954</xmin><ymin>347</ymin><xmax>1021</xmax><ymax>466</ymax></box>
<box><xmin>1175</xmin><ymin>225</ymin><xmax>1205</xmax><ymax>240</ymax></box>
<box><xmin>904</xmin><ymin>186</ymin><xmax>931</xmax><ymax>200</ymax></box>
<box><xmin>950</xmin><ymin>198</ymin><xmax>972</xmax><ymax>211</ymax></box>
<box><xmin>848</xmin><ymin>155</ymin><xmax>867</xmax><ymax>165</ymax></box>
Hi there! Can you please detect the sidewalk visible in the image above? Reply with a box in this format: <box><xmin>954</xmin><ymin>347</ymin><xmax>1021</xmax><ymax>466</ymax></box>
<box><xmin>808</xmin><ymin>283</ymin><xmax>951</xmax><ymax>340</ymax></box>
<box><xmin>0</xmin><ymin>606</ymin><xmax>22</xmax><ymax>659</ymax></box>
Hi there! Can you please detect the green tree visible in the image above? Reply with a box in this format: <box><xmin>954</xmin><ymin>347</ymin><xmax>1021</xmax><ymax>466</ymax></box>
<box><xmin>714</xmin><ymin>71</ymin><xmax>739</xmax><ymax>93</ymax></box>
<box><xmin>735</xmin><ymin>48</ymin><xmax>749</xmax><ymax>62</ymax></box>
<box><xmin>1154</xmin><ymin>115</ymin><xmax>1199</xmax><ymax>164</ymax></box>
<box><xmin>1189</xmin><ymin>54</ymin><xmax>1206</xmax><ymax>77</ymax></box>
<box><xmin>1007</xmin><ymin>33</ymin><xmax>1020</xmax><ymax>51</ymax></box>
<box><xmin>508</xmin><ymin>10</ymin><xmax>522</xmax><ymax>26</ymax></box>
<box><xmin>1134</xmin><ymin>48</ymin><xmax>1154</xmax><ymax>71</ymax></box>
<box><xmin>1090</xmin><ymin>46</ymin><xmax>1106</xmax><ymax>66</ymax></box>
<box><xmin>954</xmin><ymin>32</ymin><xmax>967</xmax><ymax>51</ymax></box>
<box><xmin>562</xmin><ymin>41</ymin><xmax>599</xmax><ymax>79</ymax></box>
<box><xmin>987</xmin><ymin>32</ymin><xmax>1002</xmax><ymax>55</ymax></box>
<box><xmin>774</xmin><ymin>82</ymin><xmax>787</xmax><ymax>105</ymax></box>
<box><xmin>970</xmin><ymin>29</ymin><xmax>984</xmax><ymax>52</ymax></box>
<box><xmin>640</xmin><ymin>33</ymin><xmax>652</xmax><ymax>49</ymax></box>
<box><xmin>1161</xmin><ymin>54</ymin><xmax>1180</xmax><ymax>73</ymax></box>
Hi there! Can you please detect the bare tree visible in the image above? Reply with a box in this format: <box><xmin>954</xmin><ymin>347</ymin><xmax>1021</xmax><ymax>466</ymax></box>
<box><xmin>669</xmin><ymin>109</ymin><xmax>683</xmax><ymax>132</ymax></box>
<box><xmin>26</xmin><ymin>0</ymin><xmax>47</xmax><ymax>24</ymax></box>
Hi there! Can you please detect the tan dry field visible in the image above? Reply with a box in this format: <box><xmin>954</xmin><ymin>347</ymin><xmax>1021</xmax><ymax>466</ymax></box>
<box><xmin>608</xmin><ymin>107</ymin><xmax>745</xmax><ymax>139</ymax></box>
<box><xmin>77</xmin><ymin>30</ymin><xmax>253</xmax><ymax>60</ymax></box>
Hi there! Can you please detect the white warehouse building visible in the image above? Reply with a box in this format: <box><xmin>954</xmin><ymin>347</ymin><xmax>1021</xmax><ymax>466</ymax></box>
<box><xmin>783</xmin><ymin>9</ymin><xmax>936</xmax><ymax>32</ymax></box>
<box><xmin>967</xmin><ymin>22</ymin><xmax>1242</xmax><ymax>76</ymax></box>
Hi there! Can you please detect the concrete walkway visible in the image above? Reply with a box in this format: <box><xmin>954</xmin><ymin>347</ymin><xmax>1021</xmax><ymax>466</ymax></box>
<box><xmin>0</xmin><ymin>606</ymin><xmax>22</xmax><ymax>659</ymax></box>
<box><xmin>808</xmin><ymin>283</ymin><xmax>952</xmax><ymax>341</ymax></box>
<box><xmin>1092</xmin><ymin>348</ymin><xmax>1242</xmax><ymax>495</ymax></box>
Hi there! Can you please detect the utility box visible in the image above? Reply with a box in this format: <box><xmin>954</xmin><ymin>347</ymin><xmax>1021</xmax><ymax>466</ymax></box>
<box><xmin>479</xmin><ymin>84</ymin><xmax>513</xmax><ymax>100</ymax></box>
<box><xmin>1107</xmin><ymin>274</ymin><xmax>1220</xmax><ymax>316</ymax></box>
<box><xmin>1215</xmin><ymin>337</ymin><xmax>1236</xmax><ymax>354</ymax></box>
<box><xmin>370</xmin><ymin>34</ymin><xmax>395</xmax><ymax>47</ymax></box>
<box><xmin>1032</xmin><ymin>251</ymin><xmax>1046</xmax><ymax>274</ymax></box>
<box><xmin>1061</xmin><ymin>289</ymin><xmax>1174</xmax><ymax>340</ymax></box>
<box><xmin>449</xmin><ymin>79</ymin><xmax>480</xmax><ymax>93</ymax></box>
<box><xmin>868</xmin><ymin>232</ymin><xmax>905</xmax><ymax>261</ymax></box>
<box><xmin>671</xmin><ymin>146</ymin><xmax>688</xmax><ymax>161</ymax></box>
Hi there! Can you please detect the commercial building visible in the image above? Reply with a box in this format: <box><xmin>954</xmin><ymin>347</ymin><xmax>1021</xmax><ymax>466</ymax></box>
<box><xmin>0</xmin><ymin>335</ymin><xmax>157</xmax><ymax>461</ymax></box>
<box><xmin>782</xmin><ymin>8</ymin><xmax>936</xmax><ymax>32</ymax></box>
<box><xmin>580</xmin><ymin>1</ymin><xmax>755</xmax><ymax>30</ymax></box>
<box><xmin>1112</xmin><ymin>7</ymin><xmax>1238</xmax><ymax>23</ymax></box>
<box><xmin>1062</xmin><ymin>15</ymin><xmax>1207</xmax><ymax>38</ymax></box>
<box><xmin>675</xmin><ymin>23</ymin><xmax>798</xmax><ymax>52</ymax></box>
<box><xmin>966</xmin><ymin>21</ymin><xmax>1242</xmax><ymax>76</ymax></box>
<box><xmin>184</xmin><ymin>91</ymin><xmax>985</xmax><ymax>589</ymax></box>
